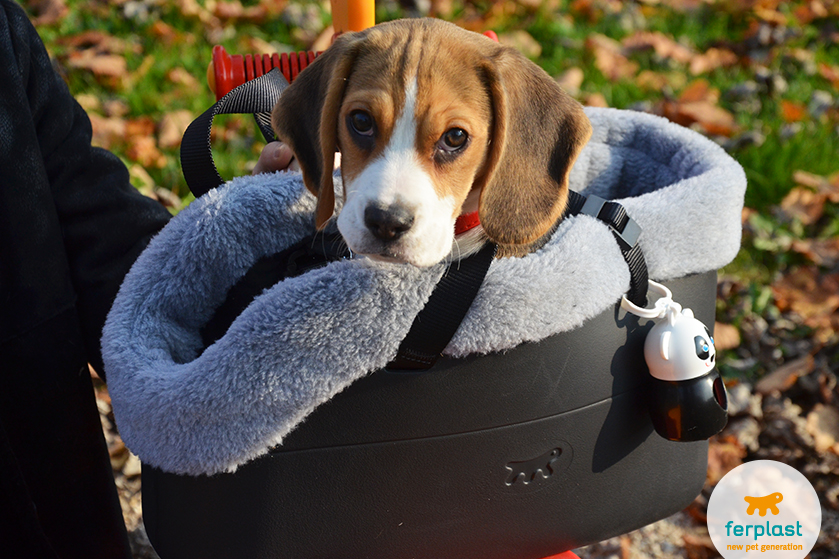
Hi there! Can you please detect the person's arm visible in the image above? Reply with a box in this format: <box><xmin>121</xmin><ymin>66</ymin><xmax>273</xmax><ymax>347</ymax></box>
<box><xmin>1</xmin><ymin>0</ymin><xmax>172</xmax><ymax>377</ymax></box>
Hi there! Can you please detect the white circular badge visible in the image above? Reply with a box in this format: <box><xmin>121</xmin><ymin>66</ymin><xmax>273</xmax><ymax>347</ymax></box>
<box><xmin>707</xmin><ymin>460</ymin><xmax>821</xmax><ymax>559</ymax></box>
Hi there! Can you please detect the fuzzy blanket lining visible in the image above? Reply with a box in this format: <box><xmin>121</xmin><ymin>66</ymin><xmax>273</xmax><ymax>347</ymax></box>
<box><xmin>102</xmin><ymin>108</ymin><xmax>746</xmax><ymax>475</ymax></box>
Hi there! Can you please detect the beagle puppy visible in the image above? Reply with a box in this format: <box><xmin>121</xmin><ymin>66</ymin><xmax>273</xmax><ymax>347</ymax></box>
<box><xmin>272</xmin><ymin>18</ymin><xmax>592</xmax><ymax>267</ymax></box>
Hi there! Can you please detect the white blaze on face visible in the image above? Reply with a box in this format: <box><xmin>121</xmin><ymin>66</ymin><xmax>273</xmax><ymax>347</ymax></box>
<box><xmin>338</xmin><ymin>76</ymin><xmax>458</xmax><ymax>267</ymax></box>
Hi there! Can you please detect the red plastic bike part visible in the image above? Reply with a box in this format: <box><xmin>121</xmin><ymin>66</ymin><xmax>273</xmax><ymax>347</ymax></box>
<box><xmin>209</xmin><ymin>45</ymin><xmax>322</xmax><ymax>100</ymax></box>
<box><xmin>208</xmin><ymin>29</ymin><xmax>498</xmax><ymax>100</ymax></box>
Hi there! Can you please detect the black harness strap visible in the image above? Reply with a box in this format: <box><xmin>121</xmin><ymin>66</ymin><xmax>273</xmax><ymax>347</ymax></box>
<box><xmin>386</xmin><ymin>243</ymin><xmax>497</xmax><ymax>371</ymax></box>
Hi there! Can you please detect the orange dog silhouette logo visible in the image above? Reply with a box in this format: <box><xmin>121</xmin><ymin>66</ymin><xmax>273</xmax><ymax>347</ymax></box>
<box><xmin>744</xmin><ymin>492</ymin><xmax>783</xmax><ymax>516</ymax></box>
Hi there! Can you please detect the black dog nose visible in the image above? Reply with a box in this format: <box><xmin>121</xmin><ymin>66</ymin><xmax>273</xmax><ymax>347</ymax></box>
<box><xmin>364</xmin><ymin>204</ymin><xmax>414</xmax><ymax>241</ymax></box>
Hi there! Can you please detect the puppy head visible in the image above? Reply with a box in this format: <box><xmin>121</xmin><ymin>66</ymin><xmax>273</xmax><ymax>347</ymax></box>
<box><xmin>272</xmin><ymin>18</ymin><xmax>592</xmax><ymax>266</ymax></box>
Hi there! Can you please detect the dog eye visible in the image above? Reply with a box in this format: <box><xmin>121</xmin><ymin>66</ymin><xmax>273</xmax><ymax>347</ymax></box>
<box><xmin>440</xmin><ymin>128</ymin><xmax>468</xmax><ymax>151</ymax></box>
<box><xmin>349</xmin><ymin>110</ymin><xmax>374</xmax><ymax>136</ymax></box>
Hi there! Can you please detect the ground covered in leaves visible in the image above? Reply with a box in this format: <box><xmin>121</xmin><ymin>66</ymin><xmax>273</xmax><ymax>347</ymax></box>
<box><xmin>25</xmin><ymin>0</ymin><xmax>839</xmax><ymax>556</ymax></box>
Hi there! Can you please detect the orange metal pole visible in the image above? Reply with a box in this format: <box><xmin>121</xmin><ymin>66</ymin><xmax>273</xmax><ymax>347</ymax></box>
<box><xmin>331</xmin><ymin>0</ymin><xmax>375</xmax><ymax>34</ymax></box>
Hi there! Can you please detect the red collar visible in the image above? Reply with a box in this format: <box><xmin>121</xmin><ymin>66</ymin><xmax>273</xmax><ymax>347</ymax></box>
<box><xmin>454</xmin><ymin>211</ymin><xmax>481</xmax><ymax>236</ymax></box>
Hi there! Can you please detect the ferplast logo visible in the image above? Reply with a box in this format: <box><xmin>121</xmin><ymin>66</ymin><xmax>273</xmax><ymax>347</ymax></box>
<box><xmin>744</xmin><ymin>492</ymin><xmax>783</xmax><ymax>516</ymax></box>
<box><xmin>707</xmin><ymin>461</ymin><xmax>821</xmax><ymax>558</ymax></box>
<box><xmin>723</xmin><ymin>492</ymin><xmax>803</xmax><ymax>542</ymax></box>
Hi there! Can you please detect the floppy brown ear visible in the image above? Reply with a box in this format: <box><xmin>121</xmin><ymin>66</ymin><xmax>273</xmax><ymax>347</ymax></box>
<box><xmin>475</xmin><ymin>48</ymin><xmax>592</xmax><ymax>254</ymax></box>
<box><xmin>271</xmin><ymin>34</ymin><xmax>362</xmax><ymax>229</ymax></box>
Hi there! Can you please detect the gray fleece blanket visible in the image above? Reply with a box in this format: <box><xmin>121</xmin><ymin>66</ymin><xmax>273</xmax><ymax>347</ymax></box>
<box><xmin>102</xmin><ymin>107</ymin><xmax>746</xmax><ymax>475</ymax></box>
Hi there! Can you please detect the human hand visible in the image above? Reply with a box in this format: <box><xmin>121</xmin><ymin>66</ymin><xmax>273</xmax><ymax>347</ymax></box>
<box><xmin>252</xmin><ymin>141</ymin><xmax>297</xmax><ymax>174</ymax></box>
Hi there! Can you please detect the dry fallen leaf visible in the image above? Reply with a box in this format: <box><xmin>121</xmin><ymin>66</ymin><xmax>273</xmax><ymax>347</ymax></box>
<box><xmin>149</xmin><ymin>20</ymin><xmax>179</xmax><ymax>45</ymax></box>
<box><xmin>713</xmin><ymin>322</ymin><xmax>741</xmax><ymax>351</ymax></box>
<box><xmin>791</xmin><ymin>238</ymin><xmax>839</xmax><ymax>268</ymax></box>
<box><xmin>109</xmin><ymin>441</ymin><xmax>128</xmax><ymax>470</ymax></box>
<box><xmin>690</xmin><ymin>47</ymin><xmax>738</xmax><ymax>75</ymax></box>
<box><xmin>619</xmin><ymin>535</ymin><xmax>631</xmax><ymax>559</ymax></box>
<box><xmin>129</xmin><ymin>164</ymin><xmax>156</xmax><ymax>191</ymax></box>
<box><xmin>242</xmin><ymin>36</ymin><xmax>281</xmax><ymax>58</ymax></box>
<box><xmin>679</xmin><ymin>79</ymin><xmax>719</xmax><ymax>104</ymax></box>
<box><xmin>570</xmin><ymin>0</ymin><xmax>607</xmax><ymax>22</ymax></box>
<box><xmin>122</xmin><ymin>453</ymin><xmax>143</xmax><ymax>478</ymax></box>
<box><xmin>806</xmin><ymin>403</ymin><xmax>839</xmax><ymax>454</ymax></box>
<box><xmin>753</xmin><ymin>5</ymin><xmax>787</xmax><ymax>24</ymax></box>
<box><xmin>28</xmin><ymin>0</ymin><xmax>68</xmax><ymax>26</ymax></box>
<box><xmin>556</xmin><ymin>67</ymin><xmax>585</xmax><ymax>96</ymax></box>
<box><xmin>707</xmin><ymin>437</ymin><xmax>746</xmax><ymax>486</ymax></box>
<box><xmin>754</xmin><ymin>354</ymin><xmax>815</xmax><ymax>395</ymax></box>
<box><xmin>584</xmin><ymin>92</ymin><xmax>609</xmax><ymax>107</ymax></box>
<box><xmin>66</xmin><ymin>50</ymin><xmax>128</xmax><ymax>78</ymax></box>
<box><xmin>794</xmin><ymin>0</ymin><xmax>830</xmax><ymax>24</ymax></box>
<box><xmin>779</xmin><ymin>185</ymin><xmax>827</xmax><ymax>225</ymax></box>
<box><xmin>214</xmin><ymin>0</ymin><xmax>283</xmax><ymax>23</ymax></box>
<box><xmin>59</xmin><ymin>30</ymin><xmax>137</xmax><ymax>84</ymax></box>
<box><xmin>74</xmin><ymin>93</ymin><xmax>101</xmax><ymax>113</ymax></box>
<box><xmin>622</xmin><ymin>31</ymin><xmax>695</xmax><ymax>64</ymax></box>
<box><xmin>102</xmin><ymin>99</ymin><xmax>129</xmax><ymax>118</ymax></box>
<box><xmin>149</xmin><ymin>187</ymin><xmax>183</xmax><ymax>209</ymax></box>
<box><xmin>636</xmin><ymin>70</ymin><xmax>670</xmax><ymax>91</ymax></box>
<box><xmin>127</xmin><ymin>136</ymin><xmax>167</xmax><ymax>169</ymax></box>
<box><xmin>167</xmin><ymin>67</ymin><xmax>201</xmax><ymax>90</ymax></box>
<box><xmin>176</xmin><ymin>0</ymin><xmax>219</xmax><ymax>25</ymax></box>
<box><xmin>781</xmin><ymin>99</ymin><xmax>808</xmax><ymax>122</ymax></box>
<box><xmin>58</xmin><ymin>29</ymin><xmax>140</xmax><ymax>56</ymax></box>
<box><xmin>684</xmin><ymin>497</ymin><xmax>708</xmax><ymax>524</ymax></box>
<box><xmin>818</xmin><ymin>62</ymin><xmax>839</xmax><ymax>88</ymax></box>
<box><xmin>659</xmin><ymin>99</ymin><xmax>738</xmax><ymax>136</ymax></box>
<box><xmin>769</xmin><ymin>263</ymin><xmax>839</xmax><ymax>346</ymax></box>
<box><xmin>793</xmin><ymin>170</ymin><xmax>839</xmax><ymax>203</ymax></box>
<box><xmin>87</xmin><ymin>113</ymin><xmax>127</xmax><ymax>150</ymax></box>
<box><xmin>125</xmin><ymin>116</ymin><xmax>155</xmax><ymax>138</ymax></box>
<box><xmin>683</xmin><ymin>533</ymin><xmax>717</xmax><ymax>559</ymax></box>
<box><xmin>499</xmin><ymin>30</ymin><xmax>542</xmax><ymax>59</ymax></box>
<box><xmin>655</xmin><ymin>80</ymin><xmax>736</xmax><ymax>135</ymax></box>
<box><xmin>771</xmin><ymin>267</ymin><xmax>839</xmax><ymax>329</ymax></box>
<box><xmin>639</xmin><ymin>0</ymin><xmax>707</xmax><ymax>9</ymax></box>
<box><xmin>157</xmin><ymin>110</ymin><xmax>195</xmax><ymax>150</ymax></box>
<box><xmin>311</xmin><ymin>24</ymin><xmax>336</xmax><ymax>52</ymax></box>
<box><xmin>586</xmin><ymin>34</ymin><xmax>639</xmax><ymax>81</ymax></box>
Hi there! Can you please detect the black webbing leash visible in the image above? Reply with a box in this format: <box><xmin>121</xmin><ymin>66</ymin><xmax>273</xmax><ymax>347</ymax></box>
<box><xmin>179</xmin><ymin>70</ymin><xmax>649</xmax><ymax>373</ymax></box>
<box><xmin>180</xmin><ymin>68</ymin><xmax>290</xmax><ymax>198</ymax></box>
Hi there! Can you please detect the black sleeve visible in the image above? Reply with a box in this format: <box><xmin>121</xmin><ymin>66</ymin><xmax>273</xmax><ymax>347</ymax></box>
<box><xmin>2</xmin><ymin>0</ymin><xmax>172</xmax><ymax>377</ymax></box>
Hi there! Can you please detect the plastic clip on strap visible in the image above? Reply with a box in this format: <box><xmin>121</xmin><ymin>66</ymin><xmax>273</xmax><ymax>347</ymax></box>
<box><xmin>565</xmin><ymin>191</ymin><xmax>648</xmax><ymax>308</ymax></box>
<box><xmin>180</xmin><ymin>68</ymin><xmax>290</xmax><ymax>198</ymax></box>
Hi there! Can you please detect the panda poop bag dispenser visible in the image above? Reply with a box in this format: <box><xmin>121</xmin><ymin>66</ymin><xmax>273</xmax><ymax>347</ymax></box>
<box><xmin>622</xmin><ymin>280</ymin><xmax>729</xmax><ymax>442</ymax></box>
